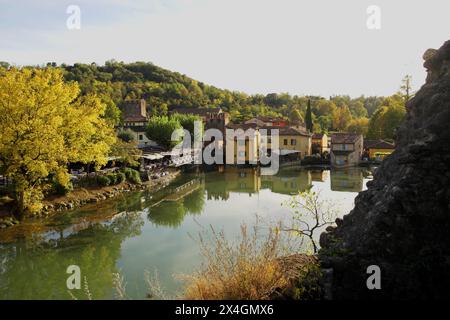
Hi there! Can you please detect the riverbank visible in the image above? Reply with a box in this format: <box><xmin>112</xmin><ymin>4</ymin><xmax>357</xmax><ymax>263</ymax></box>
<box><xmin>0</xmin><ymin>169</ymin><xmax>180</xmax><ymax>229</ymax></box>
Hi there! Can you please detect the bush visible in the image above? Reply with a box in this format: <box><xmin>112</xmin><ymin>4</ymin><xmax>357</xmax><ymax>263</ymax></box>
<box><xmin>53</xmin><ymin>182</ymin><xmax>73</xmax><ymax>196</ymax></box>
<box><xmin>116</xmin><ymin>172</ymin><xmax>126</xmax><ymax>184</ymax></box>
<box><xmin>121</xmin><ymin>168</ymin><xmax>142</xmax><ymax>184</ymax></box>
<box><xmin>97</xmin><ymin>175</ymin><xmax>111</xmax><ymax>187</ymax></box>
<box><xmin>180</xmin><ymin>224</ymin><xmax>291</xmax><ymax>300</ymax></box>
<box><xmin>107</xmin><ymin>174</ymin><xmax>118</xmax><ymax>185</ymax></box>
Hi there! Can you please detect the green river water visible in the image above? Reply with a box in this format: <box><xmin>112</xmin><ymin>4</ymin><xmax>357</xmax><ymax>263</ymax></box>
<box><xmin>0</xmin><ymin>167</ymin><xmax>373</xmax><ymax>299</ymax></box>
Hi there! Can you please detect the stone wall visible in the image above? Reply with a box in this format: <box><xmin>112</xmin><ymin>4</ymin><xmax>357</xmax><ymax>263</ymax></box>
<box><xmin>319</xmin><ymin>40</ymin><xmax>450</xmax><ymax>299</ymax></box>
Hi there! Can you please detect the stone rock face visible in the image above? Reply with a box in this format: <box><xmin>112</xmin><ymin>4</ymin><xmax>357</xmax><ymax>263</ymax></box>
<box><xmin>319</xmin><ymin>40</ymin><xmax>450</xmax><ymax>299</ymax></box>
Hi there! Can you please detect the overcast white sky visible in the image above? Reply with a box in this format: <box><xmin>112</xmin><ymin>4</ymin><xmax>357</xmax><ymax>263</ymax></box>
<box><xmin>1</xmin><ymin>0</ymin><xmax>449</xmax><ymax>97</ymax></box>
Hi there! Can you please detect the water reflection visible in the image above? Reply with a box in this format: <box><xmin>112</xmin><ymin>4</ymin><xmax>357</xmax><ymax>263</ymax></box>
<box><xmin>0</xmin><ymin>167</ymin><xmax>370</xmax><ymax>299</ymax></box>
<box><xmin>0</xmin><ymin>211</ymin><xmax>144</xmax><ymax>299</ymax></box>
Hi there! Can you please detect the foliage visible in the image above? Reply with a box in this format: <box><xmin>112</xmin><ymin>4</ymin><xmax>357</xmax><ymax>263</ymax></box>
<box><xmin>289</xmin><ymin>108</ymin><xmax>304</xmax><ymax>124</ymax></box>
<box><xmin>117</xmin><ymin>129</ymin><xmax>136</xmax><ymax>143</ymax></box>
<box><xmin>97</xmin><ymin>175</ymin><xmax>111</xmax><ymax>187</ymax></box>
<box><xmin>121</xmin><ymin>168</ymin><xmax>141</xmax><ymax>184</ymax></box>
<box><xmin>283</xmin><ymin>190</ymin><xmax>338</xmax><ymax>253</ymax></box>
<box><xmin>116</xmin><ymin>172</ymin><xmax>126</xmax><ymax>184</ymax></box>
<box><xmin>52</xmin><ymin>181</ymin><xmax>74</xmax><ymax>196</ymax></box>
<box><xmin>146</xmin><ymin>116</ymin><xmax>182</xmax><ymax>149</ymax></box>
<box><xmin>110</xmin><ymin>138</ymin><xmax>142</xmax><ymax>167</ymax></box>
<box><xmin>57</xmin><ymin>61</ymin><xmax>389</xmax><ymax>127</ymax></box>
<box><xmin>347</xmin><ymin>117</ymin><xmax>369</xmax><ymax>136</ymax></box>
<box><xmin>332</xmin><ymin>105</ymin><xmax>353</xmax><ymax>131</ymax></box>
<box><xmin>0</xmin><ymin>67</ymin><xmax>115</xmax><ymax>215</ymax></box>
<box><xmin>180</xmin><ymin>224</ymin><xmax>293</xmax><ymax>300</ymax></box>
<box><xmin>107</xmin><ymin>174</ymin><xmax>118</xmax><ymax>185</ymax></box>
<box><xmin>305</xmin><ymin>100</ymin><xmax>313</xmax><ymax>132</ymax></box>
<box><xmin>171</xmin><ymin>112</ymin><xmax>203</xmax><ymax>139</ymax></box>
<box><xmin>367</xmin><ymin>94</ymin><xmax>406</xmax><ymax>139</ymax></box>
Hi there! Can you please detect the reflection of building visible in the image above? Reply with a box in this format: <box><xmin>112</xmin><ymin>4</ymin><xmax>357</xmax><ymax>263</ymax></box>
<box><xmin>363</xmin><ymin>140</ymin><xmax>395</xmax><ymax>161</ymax></box>
<box><xmin>261</xmin><ymin>169</ymin><xmax>312</xmax><ymax>195</ymax></box>
<box><xmin>120</xmin><ymin>99</ymin><xmax>154</xmax><ymax>148</ymax></box>
<box><xmin>330</xmin><ymin>133</ymin><xmax>363</xmax><ymax>168</ymax></box>
<box><xmin>205</xmin><ymin>167</ymin><xmax>313</xmax><ymax>196</ymax></box>
<box><xmin>330</xmin><ymin>169</ymin><xmax>363</xmax><ymax>192</ymax></box>
<box><xmin>312</xmin><ymin>133</ymin><xmax>329</xmax><ymax>155</ymax></box>
<box><xmin>310</xmin><ymin>170</ymin><xmax>329</xmax><ymax>182</ymax></box>
<box><xmin>222</xmin><ymin>167</ymin><xmax>261</xmax><ymax>194</ymax></box>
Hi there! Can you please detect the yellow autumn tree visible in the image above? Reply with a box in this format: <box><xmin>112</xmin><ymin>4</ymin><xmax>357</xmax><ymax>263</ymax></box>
<box><xmin>0</xmin><ymin>67</ymin><xmax>116</xmax><ymax>216</ymax></box>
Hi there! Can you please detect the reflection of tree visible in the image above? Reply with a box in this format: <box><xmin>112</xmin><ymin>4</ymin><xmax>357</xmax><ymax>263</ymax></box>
<box><xmin>183</xmin><ymin>187</ymin><xmax>205</xmax><ymax>215</ymax></box>
<box><xmin>0</xmin><ymin>212</ymin><xmax>144</xmax><ymax>299</ymax></box>
<box><xmin>204</xmin><ymin>173</ymin><xmax>229</xmax><ymax>201</ymax></box>
<box><xmin>282</xmin><ymin>191</ymin><xmax>337</xmax><ymax>254</ymax></box>
<box><xmin>330</xmin><ymin>169</ymin><xmax>363</xmax><ymax>192</ymax></box>
<box><xmin>116</xmin><ymin>192</ymin><xmax>144</xmax><ymax>212</ymax></box>
<box><xmin>147</xmin><ymin>201</ymin><xmax>186</xmax><ymax>228</ymax></box>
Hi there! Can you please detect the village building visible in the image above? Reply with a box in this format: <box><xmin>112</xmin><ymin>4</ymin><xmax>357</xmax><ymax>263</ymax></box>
<box><xmin>225</xmin><ymin>123</ymin><xmax>261</xmax><ymax>165</ymax></box>
<box><xmin>244</xmin><ymin>116</ymin><xmax>307</xmax><ymax>132</ymax></box>
<box><xmin>262</xmin><ymin>126</ymin><xmax>312</xmax><ymax>162</ymax></box>
<box><xmin>120</xmin><ymin>99</ymin><xmax>155</xmax><ymax>148</ymax></box>
<box><xmin>311</xmin><ymin>133</ymin><xmax>329</xmax><ymax>155</ymax></box>
<box><xmin>170</xmin><ymin>107</ymin><xmax>230</xmax><ymax>162</ymax></box>
<box><xmin>363</xmin><ymin>139</ymin><xmax>395</xmax><ymax>161</ymax></box>
<box><xmin>330</xmin><ymin>133</ymin><xmax>363</xmax><ymax>168</ymax></box>
<box><xmin>169</xmin><ymin>107</ymin><xmax>229</xmax><ymax>133</ymax></box>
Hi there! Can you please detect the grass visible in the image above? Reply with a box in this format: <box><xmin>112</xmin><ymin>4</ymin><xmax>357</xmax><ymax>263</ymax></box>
<box><xmin>178</xmin><ymin>223</ymin><xmax>317</xmax><ymax>300</ymax></box>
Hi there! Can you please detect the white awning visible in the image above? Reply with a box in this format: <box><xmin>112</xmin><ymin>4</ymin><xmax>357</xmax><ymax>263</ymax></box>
<box><xmin>142</xmin><ymin>154</ymin><xmax>164</xmax><ymax>160</ymax></box>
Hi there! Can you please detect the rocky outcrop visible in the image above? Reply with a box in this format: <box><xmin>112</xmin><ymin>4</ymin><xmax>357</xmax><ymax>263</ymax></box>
<box><xmin>319</xmin><ymin>40</ymin><xmax>450</xmax><ymax>299</ymax></box>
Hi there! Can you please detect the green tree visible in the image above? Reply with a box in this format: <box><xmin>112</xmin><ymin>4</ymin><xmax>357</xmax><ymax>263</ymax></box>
<box><xmin>367</xmin><ymin>95</ymin><xmax>406</xmax><ymax>139</ymax></box>
<box><xmin>289</xmin><ymin>108</ymin><xmax>304</xmax><ymax>124</ymax></box>
<box><xmin>305</xmin><ymin>99</ymin><xmax>314</xmax><ymax>132</ymax></box>
<box><xmin>145</xmin><ymin>116</ymin><xmax>182</xmax><ymax>149</ymax></box>
<box><xmin>332</xmin><ymin>105</ymin><xmax>353</xmax><ymax>131</ymax></box>
<box><xmin>347</xmin><ymin>117</ymin><xmax>369</xmax><ymax>136</ymax></box>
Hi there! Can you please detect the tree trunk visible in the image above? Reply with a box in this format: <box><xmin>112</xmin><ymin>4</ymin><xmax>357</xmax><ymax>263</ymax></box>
<box><xmin>16</xmin><ymin>190</ymin><xmax>26</xmax><ymax>218</ymax></box>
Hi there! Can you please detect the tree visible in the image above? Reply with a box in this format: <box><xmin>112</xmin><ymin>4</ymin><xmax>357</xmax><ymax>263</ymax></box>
<box><xmin>347</xmin><ymin>117</ymin><xmax>369</xmax><ymax>136</ymax></box>
<box><xmin>400</xmin><ymin>75</ymin><xmax>413</xmax><ymax>104</ymax></box>
<box><xmin>367</xmin><ymin>95</ymin><xmax>406</xmax><ymax>139</ymax></box>
<box><xmin>145</xmin><ymin>116</ymin><xmax>182</xmax><ymax>149</ymax></box>
<box><xmin>171</xmin><ymin>113</ymin><xmax>203</xmax><ymax>139</ymax></box>
<box><xmin>314</xmin><ymin>100</ymin><xmax>337</xmax><ymax>117</ymax></box>
<box><xmin>111</xmin><ymin>139</ymin><xmax>142</xmax><ymax>168</ymax></box>
<box><xmin>348</xmin><ymin>101</ymin><xmax>368</xmax><ymax>118</ymax></box>
<box><xmin>117</xmin><ymin>129</ymin><xmax>136</xmax><ymax>143</ymax></box>
<box><xmin>0</xmin><ymin>67</ymin><xmax>115</xmax><ymax>215</ymax></box>
<box><xmin>332</xmin><ymin>105</ymin><xmax>352</xmax><ymax>131</ymax></box>
<box><xmin>289</xmin><ymin>108</ymin><xmax>304</xmax><ymax>124</ymax></box>
<box><xmin>305</xmin><ymin>99</ymin><xmax>314</xmax><ymax>132</ymax></box>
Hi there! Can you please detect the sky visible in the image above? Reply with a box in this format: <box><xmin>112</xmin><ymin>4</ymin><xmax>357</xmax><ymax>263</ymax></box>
<box><xmin>1</xmin><ymin>0</ymin><xmax>449</xmax><ymax>97</ymax></box>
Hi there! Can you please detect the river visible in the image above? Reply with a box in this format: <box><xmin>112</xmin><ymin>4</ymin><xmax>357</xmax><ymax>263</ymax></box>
<box><xmin>0</xmin><ymin>166</ymin><xmax>373</xmax><ymax>299</ymax></box>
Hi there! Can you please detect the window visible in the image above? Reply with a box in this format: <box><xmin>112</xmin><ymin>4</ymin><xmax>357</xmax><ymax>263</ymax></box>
<box><xmin>291</xmin><ymin>139</ymin><xmax>296</xmax><ymax>146</ymax></box>
<box><xmin>239</xmin><ymin>151</ymin><xmax>246</xmax><ymax>157</ymax></box>
<box><xmin>284</xmin><ymin>139</ymin><xmax>288</xmax><ymax>146</ymax></box>
<box><xmin>139</xmin><ymin>134</ymin><xmax>143</xmax><ymax>140</ymax></box>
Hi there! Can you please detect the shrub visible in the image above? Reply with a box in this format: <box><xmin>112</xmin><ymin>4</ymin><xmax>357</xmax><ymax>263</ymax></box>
<box><xmin>97</xmin><ymin>175</ymin><xmax>110</xmax><ymax>187</ymax></box>
<box><xmin>53</xmin><ymin>181</ymin><xmax>73</xmax><ymax>196</ymax></box>
<box><xmin>116</xmin><ymin>172</ymin><xmax>126</xmax><ymax>184</ymax></box>
<box><xmin>107</xmin><ymin>173</ymin><xmax>118</xmax><ymax>185</ymax></box>
<box><xmin>121</xmin><ymin>168</ymin><xmax>141</xmax><ymax>184</ymax></box>
<box><xmin>179</xmin><ymin>224</ymin><xmax>291</xmax><ymax>300</ymax></box>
